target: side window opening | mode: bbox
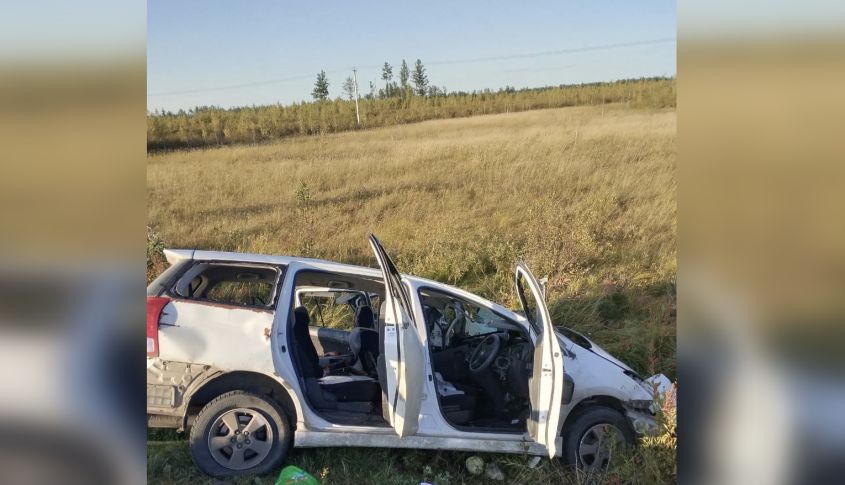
[299,291,364,331]
[173,263,281,309]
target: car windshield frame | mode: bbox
[515,270,542,338]
[417,286,521,342]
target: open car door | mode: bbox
[369,234,425,437]
[516,262,565,458]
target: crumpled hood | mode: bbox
[556,329,672,400]
[556,329,635,373]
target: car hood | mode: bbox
[555,328,635,373]
[556,328,673,399]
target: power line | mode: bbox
[148,69,349,97]
[148,37,675,98]
[427,37,675,66]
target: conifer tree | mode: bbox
[342,76,355,101]
[399,59,410,95]
[312,70,329,101]
[412,59,428,96]
[381,62,394,98]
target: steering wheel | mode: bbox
[468,333,502,373]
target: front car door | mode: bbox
[368,234,425,437]
[515,262,565,458]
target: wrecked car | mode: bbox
[147,235,668,477]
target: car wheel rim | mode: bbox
[208,408,274,470]
[577,423,625,471]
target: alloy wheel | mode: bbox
[207,408,274,470]
[577,423,625,471]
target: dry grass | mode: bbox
[147,103,676,483]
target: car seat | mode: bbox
[291,306,380,409]
[349,305,379,377]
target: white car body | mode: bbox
[147,239,664,472]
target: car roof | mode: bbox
[163,248,526,322]
[165,248,428,286]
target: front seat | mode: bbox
[349,305,379,377]
[353,304,375,329]
[291,307,380,407]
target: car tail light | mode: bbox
[147,296,170,357]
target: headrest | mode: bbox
[292,306,310,331]
[426,305,443,322]
[355,305,375,329]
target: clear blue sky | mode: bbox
[147,0,676,112]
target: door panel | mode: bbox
[369,234,424,437]
[158,300,275,374]
[516,263,565,458]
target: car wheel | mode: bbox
[189,390,291,477]
[562,406,635,472]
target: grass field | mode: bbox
[147,103,676,484]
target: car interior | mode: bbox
[288,270,534,431]
[419,288,533,431]
[289,270,389,426]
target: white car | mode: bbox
[147,235,667,477]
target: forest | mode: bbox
[147,73,675,152]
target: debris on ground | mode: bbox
[276,465,320,484]
[485,462,505,481]
[527,456,542,469]
[465,456,484,475]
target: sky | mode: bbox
[147,0,677,112]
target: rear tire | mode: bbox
[189,390,290,477]
[562,406,635,471]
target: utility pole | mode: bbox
[352,68,361,126]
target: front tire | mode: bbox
[189,390,291,477]
[562,406,635,472]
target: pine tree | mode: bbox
[412,59,428,96]
[381,62,394,98]
[312,70,330,101]
[399,59,410,95]
[342,76,355,101]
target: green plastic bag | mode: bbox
[275,465,320,485]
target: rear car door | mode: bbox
[515,262,565,458]
[152,262,280,373]
[368,234,425,437]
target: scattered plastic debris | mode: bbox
[465,456,484,475]
[276,465,319,484]
[485,462,505,481]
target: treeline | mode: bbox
[147,77,674,152]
